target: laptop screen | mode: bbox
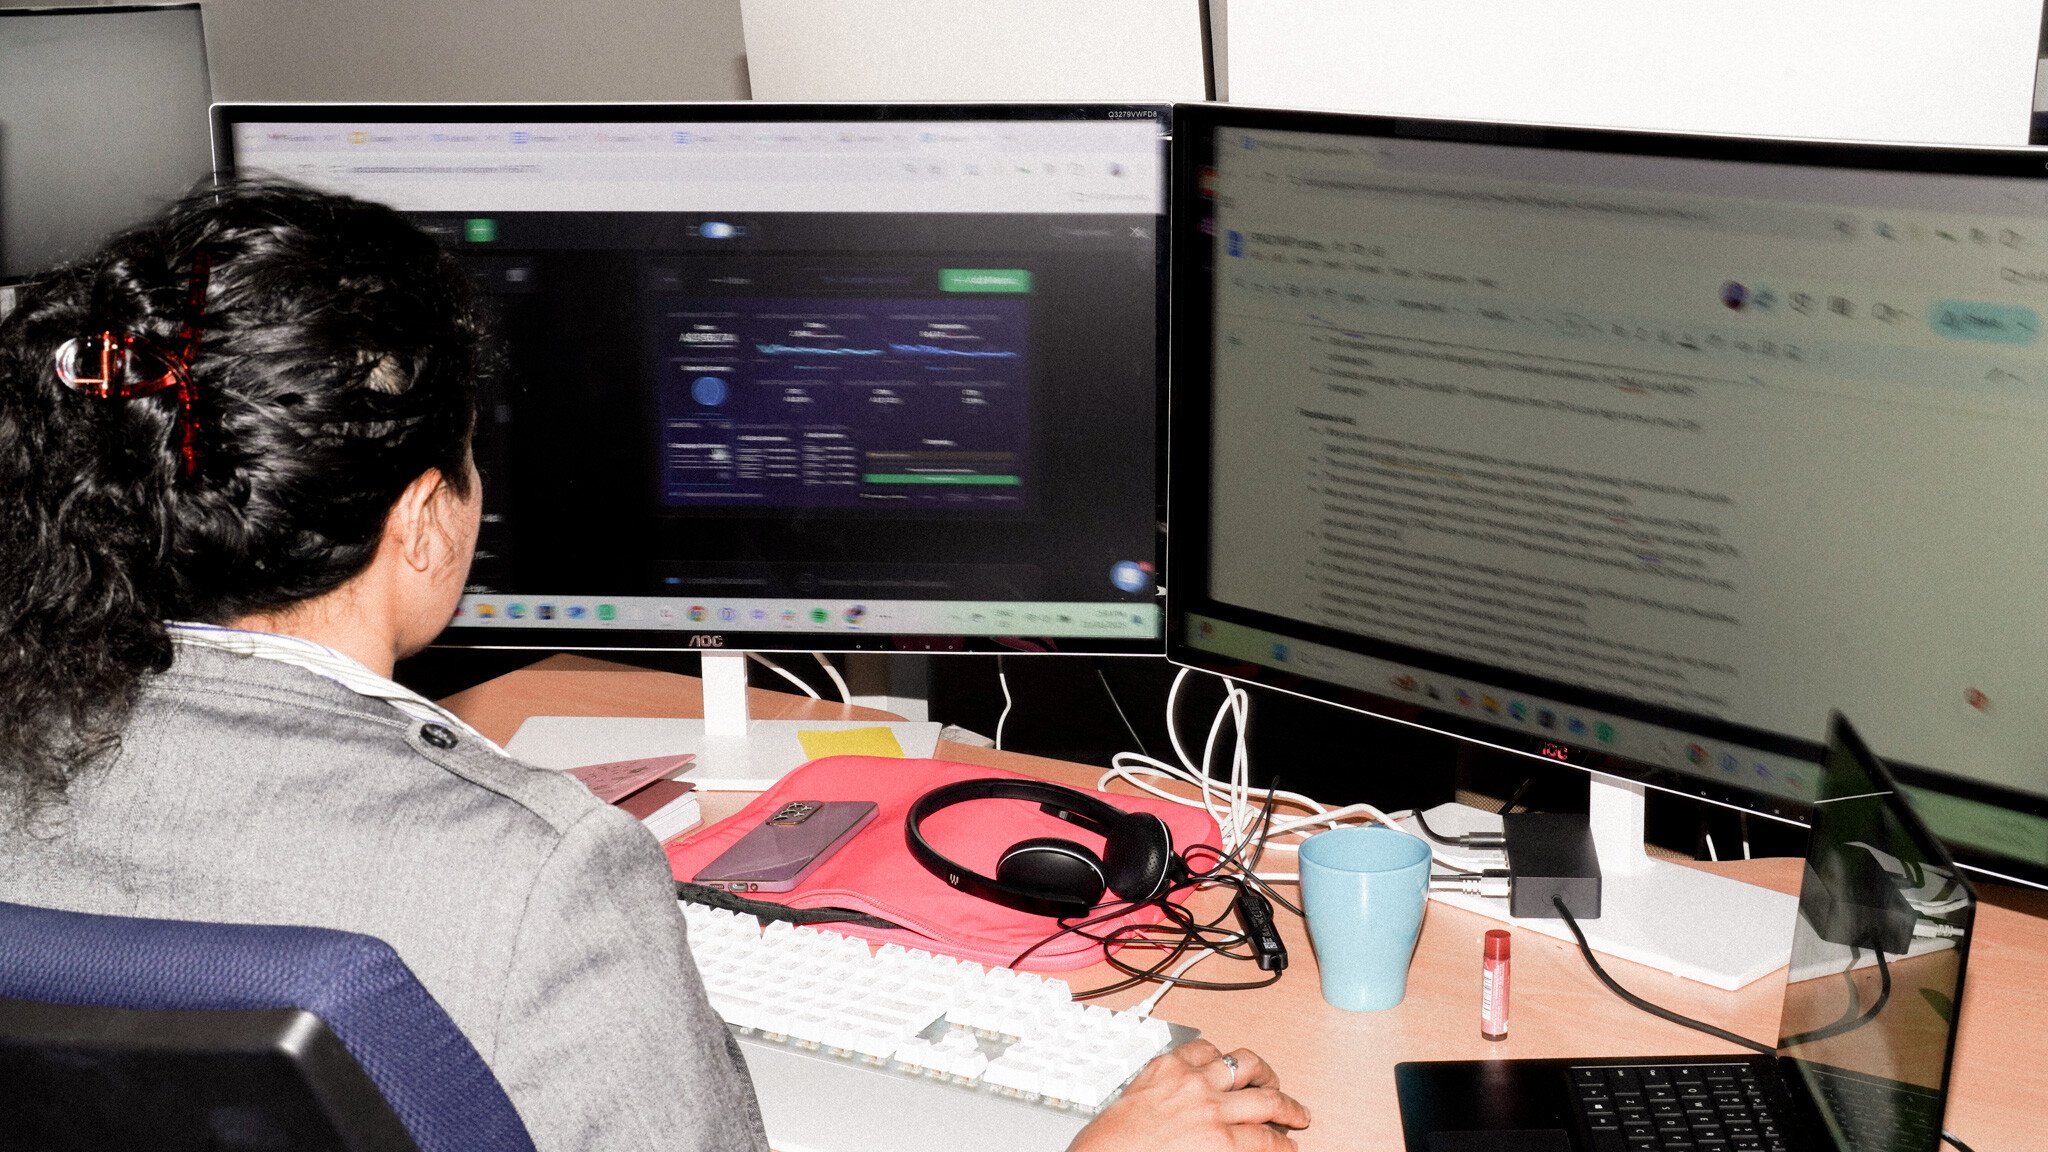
[1777,716,1977,1150]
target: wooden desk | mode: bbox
[446,656,2048,1152]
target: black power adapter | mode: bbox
[1802,848,1916,955]
[1502,812,1603,919]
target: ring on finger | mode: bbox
[1218,1052,1240,1088]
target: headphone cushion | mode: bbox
[1101,812,1175,900]
[996,837,1107,907]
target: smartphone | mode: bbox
[690,800,879,893]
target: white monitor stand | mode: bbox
[1406,774,1799,990]
[504,653,943,790]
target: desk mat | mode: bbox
[664,756,1221,971]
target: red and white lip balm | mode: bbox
[1481,929,1511,1041]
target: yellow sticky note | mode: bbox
[799,726,907,760]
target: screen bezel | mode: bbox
[212,101,1172,657]
[1165,101,2048,887]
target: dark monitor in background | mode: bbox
[1168,104,2048,986]
[216,103,1170,784]
[0,5,213,282]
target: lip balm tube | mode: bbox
[1481,929,1511,1041]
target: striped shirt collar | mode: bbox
[167,621,504,755]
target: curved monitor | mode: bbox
[1168,104,2048,890]
[216,103,1169,656]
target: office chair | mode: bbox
[0,900,537,1152]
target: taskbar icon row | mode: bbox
[1185,614,1817,802]
[451,594,1159,638]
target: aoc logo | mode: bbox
[687,634,726,648]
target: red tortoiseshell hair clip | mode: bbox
[53,252,212,477]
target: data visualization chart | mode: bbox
[657,296,1032,510]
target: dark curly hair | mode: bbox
[0,180,484,817]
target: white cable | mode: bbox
[1704,832,1721,862]
[746,652,819,699]
[995,665,1014,752]
[1164,666,1200,774]
[1096,666,1442,882]
[813,653,850,704]
[1128,946,1221,1018]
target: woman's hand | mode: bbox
[1068,1040,1311,1152]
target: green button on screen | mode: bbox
[465,218,497,243]
[864,474,1022,486]
[941,269,1031,293]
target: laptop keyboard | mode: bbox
[1808,1067,1940,1152]
[1571,1063,1791,1152]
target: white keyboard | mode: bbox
[681,902,1196,1152]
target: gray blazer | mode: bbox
[0,644,767,1152]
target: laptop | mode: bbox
[1396,714,1978,1152]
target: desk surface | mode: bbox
[445,656,2048,1152]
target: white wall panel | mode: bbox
[741,0,1208,102]
[1227,1,2043,145]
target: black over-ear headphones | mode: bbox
[905,778,1185,919]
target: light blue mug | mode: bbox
[1298,824,1433,1011]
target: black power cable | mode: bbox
[1552,895,1775,1056]
[1779,947,1891,1049]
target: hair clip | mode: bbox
[52,254,210,476]
[53,331,140,397]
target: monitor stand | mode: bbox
[503,654,943,790]
[1404,775,1798,990]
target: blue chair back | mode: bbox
[0,901,536,1152]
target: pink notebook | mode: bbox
[566,753,695,803]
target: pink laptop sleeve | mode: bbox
[665,755,1222,971]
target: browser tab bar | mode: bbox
[234,119,1166,215]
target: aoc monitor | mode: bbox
[1,5,213,282]
[214,103,1170,659]
[1168,104,2048,963]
